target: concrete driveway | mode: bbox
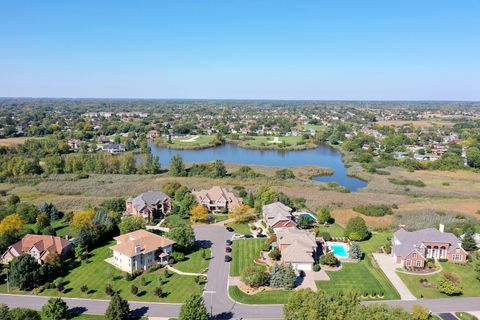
[372,253,416,300]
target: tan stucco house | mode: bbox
[276,228,317,271]
[192,186,242,212]
[108,229,175,273]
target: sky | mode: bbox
[0,1,479,100]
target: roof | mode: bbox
[192,186,242,206]
[7,234,71,259]
[277,228,317,264]
[111,229,175,258]
[393,228,464,258]
[262,202,293,227]
[128,191,170,212]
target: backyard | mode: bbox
[397,262,480,299]
[229,238,266,276]
[0,241,204,303]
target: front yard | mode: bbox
[397,262,480,299]
[175,246,211,274]
[226,221,252,235]
[228,286,290,304]
[0,241,204,302]
[229,238,266,276]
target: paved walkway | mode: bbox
[296,270,330,291]
[372,253,416,301]
[165,265,207,277]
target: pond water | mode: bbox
[149,143,367,192]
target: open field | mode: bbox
[228,286,290,304]
[231,135,317,150]
[331,208,394,229]
[376,120,453,128]
[316,258,400,300]
[397,262,480,299]
[230,238,266,276]
[0,241,204,303]
[0,137,30,146]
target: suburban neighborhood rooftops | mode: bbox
[192,186,242,206]
[127,191,170,212]
[111,229,175,258]
[4,234,71,261]
[262,202,294,227]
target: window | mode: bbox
[416,260,422,267]
[412,253,417,258]
[453,254,462,261]
[406,260,412,267]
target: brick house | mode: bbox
[262,202,297,233]
[392,225,467,269]
[192,186,242,213]
[125,191,172,222]
[1,234,72,264]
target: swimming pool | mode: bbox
[298,213,317,221]
[327,243,349,258]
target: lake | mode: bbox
[149,143,367,192]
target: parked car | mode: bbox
[256,234,267,238]
[243,234,253,239]
[226,240,232,246]
[226,226,234,232]
[224,255,232,262]
[225,247,232,253]
[232,234,244,240]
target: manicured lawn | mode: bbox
[229,286,290,304]
[397,262,480,298]
[175,246,211,274]
[0,241,204,303]
[316,258,400,300]
[455,312,478,320]
[316,223,344,238]
[212,214,229,223]
[359,231,391,254]
[226,222,252,235]
[242,135,305,146]
[170,135,217,147]
[230,238,266,276]
[41,313,106,320]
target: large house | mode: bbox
[262,202,296,233]
[109,230,175,273]
[126,191,172,222]
[276,228,317,271]
[1,234,72,264]
[392,225,467,269]
[192,186,242,212]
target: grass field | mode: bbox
[168,135,218,147]
[316,223,345,238]
[240,135,306,147]
[0,241,204,302]
[228,286,290,304]
[359,231,391,254]
[316,258,400,300]
[229,238,266,276]
[0,137,30,146]
[455,312,478,320]
[41,314,106,320]
[175,246,211,274]
[226,222,252,235]
[397,262,480,298]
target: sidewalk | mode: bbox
[166,265,207,277]
[372,253,416,301]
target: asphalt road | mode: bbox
[1,224,479,319]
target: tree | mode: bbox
[268,248,281,261]
[245,191,255,208]
[9,254,42,290]
[411,304,430,320]
[228,204,255,223]
[316,207,332,224]
[35,212,51,232]
[0,304,10,320]
[42,252,64,282]
[348,242,363,260]
[167,223,195,249]
[269,263,283,288]
[462,230,478,252]
[130,285,138,296]
[275,168,295,179]
[296,215,313,229]
[282,263,297,289]
[9,308,41,320]
[319,252,338,267]
[119,216,146,234]
[42,297,69,320]
[344,217,369,241]
[162,181,182,197]
[241,265,270,288]
[154,286,162,298]
[189,204,208,222]
[105,293,130,320]
[0,214,24,236]
[213,160,227,178]
[71,208,96,231]
[178,294,209,320]
[169,155,187,177]
[467,146,480,168]
[438,276,462,295]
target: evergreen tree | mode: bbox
[348,241,363,260]
[462,230,478,251]
[9,254,42,290]
[178,294,209,320]
[246,191,255,208]
[269,263,283,288]
[42,297,69,320]
[282,264,297,289]
[105,293,130,320]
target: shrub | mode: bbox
[438,276,463,295]
[319,252,338,267]
[171,251,185,262]
[131,285,139,296]
[268,248,281,261]
[388,178,426,187]
[348,242,363,260]
[105,284,114,296]
[154,286,162,298]
[344,217,369,241]
[80,284,88,293]
[313,264,320,272]
[275,169,295,179]
[352,204,393,217]
[317,231,331,241]
[241,266,270,288]
[262,242,271,252]
[316,208,332,224]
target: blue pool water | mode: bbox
[299,213,317,221]
[328,243,349,257]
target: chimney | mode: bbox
[398,224,406,230]
[134,244,142,254]
[439,224,445,233]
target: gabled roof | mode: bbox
[111,230,175,258]
[277,229,317,264]
[262,202,292,227]
[192,186,242,206]
[5,234,71,260]
[128,191,170,212]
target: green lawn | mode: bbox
[229,286,290,304]
[316,258,400,300]
[241,135,305,147]
[169,135,217,147]
[41,313,106,320]
[226,222,252,235]
[456,312,478,320]
[230,238,266,276]
[212,214,229,223]
[316,223,345,238]
[359,231,391,254]
[397,262,480,298]
[175,246,211,274]
[0,241,204,303]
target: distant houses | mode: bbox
[1,234,72,264]
[192,186,242,213]
[392,225,467,269]
[125,191,172,222]
[262,202,296,233]
[108,230,175,273]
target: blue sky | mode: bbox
[1,1,479,100]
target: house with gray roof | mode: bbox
[125,191,171,222]
[276,228,317,271]
[262,202,296,233]
[392,225,467,269]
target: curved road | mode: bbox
[0,224,479,319]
